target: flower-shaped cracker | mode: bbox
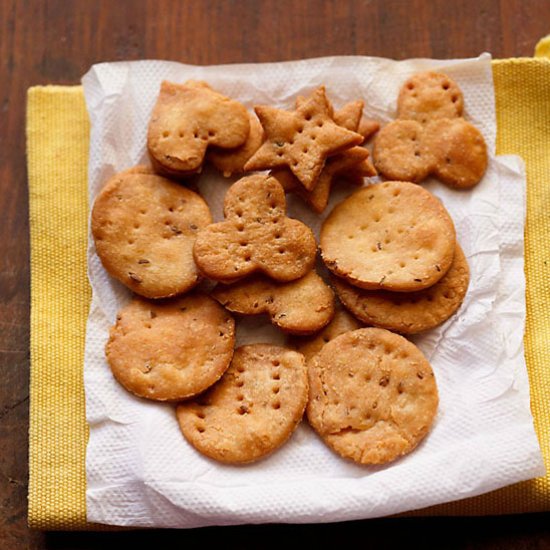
[193,174,317,282]
[373,71,487,189]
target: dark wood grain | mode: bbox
[1,0,549,548]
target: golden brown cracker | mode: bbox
[212,271,335,335]
[177,344,308,464]
[426,118,488,189]
[358,118,380,141]
[244,86,363,191]
[320,181,456,292]
[373,72,487,188]
[332,244,470,334]
[397,71,464,122]
[193,174,317,282]
[207,112,264,177]
[372,120,434,183]
[147,80,250,177]
[106,293,235,401]
[307,328,439,465]
[91,166,212,299]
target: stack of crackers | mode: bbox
[91,72,487,466]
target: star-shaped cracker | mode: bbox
[244,87,363,191]
[193,174,317,282]
[271,100,378,212]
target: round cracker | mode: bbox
[320,181,456,292]
[91,166,212,299]
[106,293,235,401]
[177,344,308,464]
[427,118,488,189]
[372,120,434,183]
[332,244,469,334]
[307,328,438,465]
[397,71,464,122]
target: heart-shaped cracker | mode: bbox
[373,72,487,189]
[244,87,363,191]
[193,174,317,282]
[212,270,335,335]
[147,80,250,177]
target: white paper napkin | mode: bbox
[82,54,544,527]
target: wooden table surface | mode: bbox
[1,0,549,547]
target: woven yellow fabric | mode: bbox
[27,56,550,529]
[27,86,91,529]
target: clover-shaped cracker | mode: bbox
[373,71,487,189]
[212,271,335,335]
[193,174,317,282]
[244,87,363,191]
[147,80,250,177]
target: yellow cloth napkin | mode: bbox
[27,45,550,529]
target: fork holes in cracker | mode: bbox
[272,401,281,410]
[272,360,280,366]
[162,131,170,138]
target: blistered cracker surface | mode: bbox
[177,344,308,463]
[307,328,438,465]
[320,181,456,292]
[332,244,470,334]
[106,293,235,401]
[91,166,212,298]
